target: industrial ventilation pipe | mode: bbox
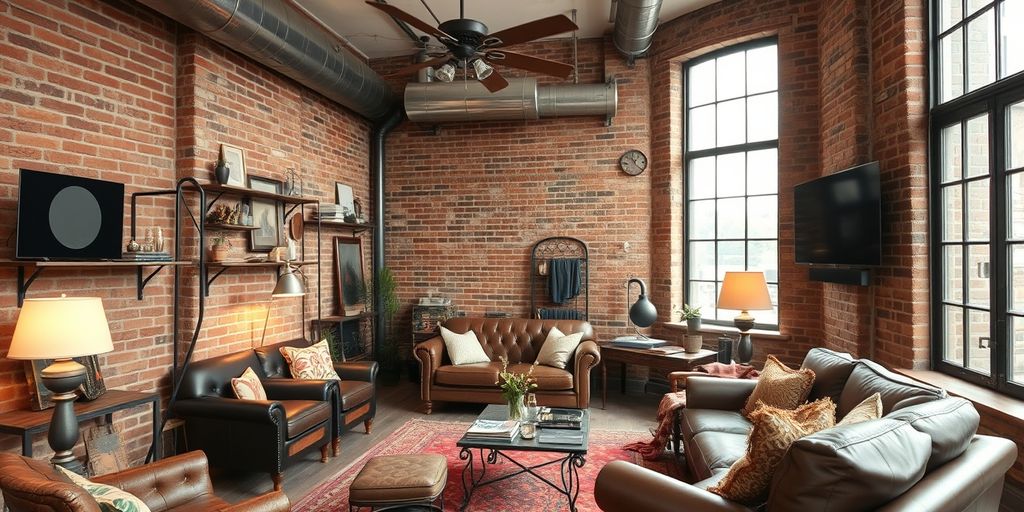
[612,0,664,64]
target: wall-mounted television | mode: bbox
[16,169,124,260]
[794,162,882,267]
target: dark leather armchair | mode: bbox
[174,347,337,491]
[0,451,290,512]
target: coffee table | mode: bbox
[457,404,589,511]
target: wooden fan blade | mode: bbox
[365,1,455,42]
[483,15,578,48]
[486,51,574,79]
[479,69,510,93]
[385,56,451,78]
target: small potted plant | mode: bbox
[209,236,231,262]
[496,357,538,421]
[682,304,703,354]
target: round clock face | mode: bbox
[619,149,648,176]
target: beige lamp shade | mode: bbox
[718,272,773,311]
[8,296,114,360]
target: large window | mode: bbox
[931,0,1024,396]
[684,40,780,328]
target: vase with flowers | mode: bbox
[496,357,538,421]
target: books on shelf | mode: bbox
[465,419,520,441]
[611,336,669,349]
[537,407,584,429]
[538,429,584,445]
[120,252,172,262]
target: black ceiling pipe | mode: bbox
[372,107,405,355]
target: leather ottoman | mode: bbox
[349,454,448,510]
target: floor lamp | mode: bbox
[7,296,113,473]
[717,272,773,364]
[259,266,306,347]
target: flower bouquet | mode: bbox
[496,356,538,421]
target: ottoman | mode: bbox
[349,454,448,511]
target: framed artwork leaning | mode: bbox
[24,355,106,411]
[334,236,365,317]
[248,175,284,252]
[220,144,246,187]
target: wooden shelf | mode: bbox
[206,260,316,268]
[319,312,374,322]
[314,219,372,233]
[187,182,318,205]
[205,222,259,231]
[0,259,190,268]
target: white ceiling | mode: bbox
[295,0,720,59]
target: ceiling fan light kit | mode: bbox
[435,62,457,82]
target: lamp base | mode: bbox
[41,359,86,474]
[733,311,755,364]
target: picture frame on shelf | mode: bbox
[248,175,284,252]
[335,182,355,216]
[334,236,364,317]
[220,144,246,187]
[23,355,106,411]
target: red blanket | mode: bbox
[623,363,759,460]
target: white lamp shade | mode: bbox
[718,272,773,311]
[8,297,114,360]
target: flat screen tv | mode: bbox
[16,169,124,260]
[794,162,881,266]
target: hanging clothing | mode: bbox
[548,258,581,304]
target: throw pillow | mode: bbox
[56,465,152,512]
[709,398,836,505]
[536,327,584,369]
[230,367,267,401]
[836,392,882,427]
[440,326,491,365]
[280,340,341,380]
[741,355,815,416]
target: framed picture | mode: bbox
[248,175,284,252]
[24,355,106,411]
[334,236,364,317]
[220,144,246,187]
[335,182,355,215]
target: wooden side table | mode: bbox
[598,345,717,409]
[0,389,161,460]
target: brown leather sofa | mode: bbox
[595,348,1019,512]
[174,338,377,490]
[0,451,290,512]
[415,318,601,413]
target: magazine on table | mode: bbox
[465,419,520,440]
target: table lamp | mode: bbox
[8,296,113,472]
[611,278,667,348]
[717,272,772,364]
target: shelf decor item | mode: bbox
[7,296,114,473]
[497,357,538,422]
[717,271,773,364]
[219,144,246,186]
[683,303,702,334]
[214,148,230,185]
[209,236,231,262]
[248,175,285,252]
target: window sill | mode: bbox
[662,322,791,342]
[895,368,1024,423]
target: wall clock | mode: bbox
[619,149,648,176]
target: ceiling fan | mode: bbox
[366,0,579,93]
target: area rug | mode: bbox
[294,419,682,512]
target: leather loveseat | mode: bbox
[174,338,377,490]
[595,348,1019,512]
[415,317,601,413]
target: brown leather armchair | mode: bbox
[0,451,290,512]
[415,317,601,413]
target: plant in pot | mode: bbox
[682,304,703,353]
[209,236,231,262]
[362,268,401,385]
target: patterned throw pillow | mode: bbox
[280,340,341,380]
[231,367,267,401]
[439,326,491,365]
[836,392,882,427]
[709,398,837,505]
[741,355,816,416]
[535,327,584,369]
[56,465,152,512]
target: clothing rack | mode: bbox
[529,237,589,321]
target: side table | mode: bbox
[599,345,717,409]
[0,389,161,460]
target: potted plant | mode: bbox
[682,304,703,354]
[209,236,231,262]
[362,268,401,384]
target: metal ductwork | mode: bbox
[137,0,397,120]
[612,0,664,63]
[404,78,617,125]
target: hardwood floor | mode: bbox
[210,381,661,505]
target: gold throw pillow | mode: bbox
[836,392,883,427]
[709,398,837,505]
[741,355,815,416]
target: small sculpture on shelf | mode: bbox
[214,150,230,185]
[126,239,140,253]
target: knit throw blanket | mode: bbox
[623,363,759,460]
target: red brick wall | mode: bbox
[0,0,371,468]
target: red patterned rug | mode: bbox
[294,419,681,512]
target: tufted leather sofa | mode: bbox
[0,451,290,512]
[414,317,601,413]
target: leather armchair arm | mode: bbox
[173,397,285,425]
[572,340,600,407]
[334,361,379,382]
[685,376,758,410]
[669,371,720,392]
[262,378,338,401]
[93,451,214,511]
[415,336,444,372]
[219,491,291,512]
[595,461,751,512]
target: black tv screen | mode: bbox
[794,162,881,266]
[16,169,124,260]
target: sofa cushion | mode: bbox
[349,454,448,505]
[255,338,307,378]
[690,431,749,476]
[692,468,730,491]
[709,398,836,505]
[57,465,153,512]
[279,400,331,438]
[435,362,500,387]
[767,419,932,512]
[681,409,752,440]
[837,360,945,417]
[440,326,491,365]
[509,363,573,390]
[884,397,979,470]
[339,380,375,410]
[801,348,857,403]
[535,327,583,369]
[836,392,882,427]
[741,355,815,416]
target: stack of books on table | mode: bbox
[465,419,520,441]
[537,408,584,430]
[313,204,349,222]
[610,336,668,349]
[538,429,585,445]
[121,252,172,262]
